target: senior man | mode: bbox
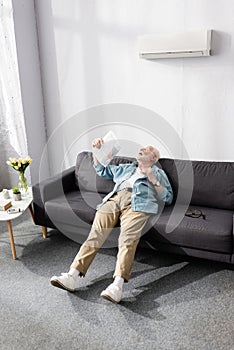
[51,138,173,303]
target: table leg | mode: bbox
[7,220,17,260]
[42,226,47,239]
[28,204,35,223]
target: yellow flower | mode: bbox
[25,156,32,162]
[6,155,33,172]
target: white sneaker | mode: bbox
[100,283,122,303]
[50,273,78,292]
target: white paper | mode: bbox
[92,131,121,166]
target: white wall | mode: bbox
[12,0,49,184]
[34,0,234,174]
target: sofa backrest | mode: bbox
[75,151,136,194]
[160,158,234,210]
[75,151,234,211]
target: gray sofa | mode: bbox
[32,151,234,264]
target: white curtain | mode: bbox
[0,0,29,189]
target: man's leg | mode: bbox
[114,207,150,282]
[101,190,150,302]
[70,196,120,276]
[50,195,120,291]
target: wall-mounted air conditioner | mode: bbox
[139,30,212,59]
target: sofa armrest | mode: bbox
[32,166,77,228]
[32,166,76,205]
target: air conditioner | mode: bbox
[139,30,212,59]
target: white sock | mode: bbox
[113,276,124,289]
[68,268,79,279]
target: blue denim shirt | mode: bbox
[94,162,173,214]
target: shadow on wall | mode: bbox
[0,110,23,190]
[0,117,21,190]
[211,30,232,57]
[0,148,11,190]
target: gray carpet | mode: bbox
[0,211,234,350]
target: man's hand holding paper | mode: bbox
[92,131,121,166]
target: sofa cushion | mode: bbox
[75,151,135,194]
[159,158,234,210]
[45,191,105,226]
[148,206,233,254]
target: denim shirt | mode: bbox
[94,162,173,214]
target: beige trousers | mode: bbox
[70,190,150,282]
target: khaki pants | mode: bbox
[70,190,150,282]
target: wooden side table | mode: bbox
[0,188,34,260]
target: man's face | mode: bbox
[136,146,155,165]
